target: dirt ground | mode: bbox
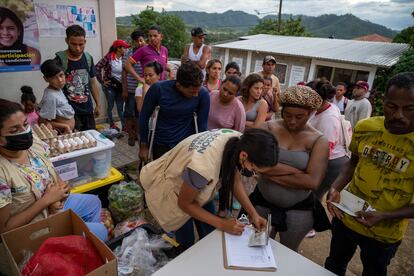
[294,207,414,276]
[298,220,414,276]
[239,176,414,276]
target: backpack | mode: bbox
[339,114,352,157]
[55,50,93,72]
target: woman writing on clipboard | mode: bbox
[140,128,279,249]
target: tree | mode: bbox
[392,26,414,48]
[116,25,135,42]
[249,16,310,37]
[132,7,187,58]
[372,49,414,115]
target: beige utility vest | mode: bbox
[0,137,59,222]
[0,138,59,275]
[140,129,241,232]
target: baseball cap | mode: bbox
[191,27,206,37]
[355,80,369,92]
[263,55,276,64]
[112,39,131,48]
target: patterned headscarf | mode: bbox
[281,85,323,110]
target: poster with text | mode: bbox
[0,0,41,72]
[35,4,96,37]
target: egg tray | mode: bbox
[45,132,97,158]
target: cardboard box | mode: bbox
[1,210,117,276]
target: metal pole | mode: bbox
[278,0,283,33]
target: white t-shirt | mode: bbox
[110,57,122,81]
[309,104,347,160]
[332,96,348,114]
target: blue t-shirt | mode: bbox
[139,80,210,147]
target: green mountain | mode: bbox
[264,13,397,39]
[116,10,397,39]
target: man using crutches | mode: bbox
[139,62,210,162]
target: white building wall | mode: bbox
[0,0,116,121]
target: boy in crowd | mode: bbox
[122,29,146,146]
[332,82,349,115]
[55,25,100,131]
[125,25,173,82]
[139,62,209,161]
[181,27,211,77]
[38,59,75,134]
[255,55,281,96]
[344,81,372,128]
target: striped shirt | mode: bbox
[123,48,143,94]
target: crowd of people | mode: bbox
[1,23,414,276]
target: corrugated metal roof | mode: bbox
[213,34,410,68]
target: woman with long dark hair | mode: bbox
[0,7,41,66]
[140,128,279,250]
[239,73,268,128]
[95,39,131,130]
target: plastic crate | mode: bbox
[50,130,115,188]
[70,167,124,194]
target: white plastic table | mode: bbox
[153,230,335,275]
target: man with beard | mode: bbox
[325,72,414,276]
[55,25,100,130]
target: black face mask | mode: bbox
[237,163,256,177]
[240,168,255,177]
[1,126,33,151]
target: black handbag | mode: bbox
[109,77,122,92]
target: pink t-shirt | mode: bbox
[26,111,39,126]
[129,44,168,80]
[309,104,347,160]
[208,91,246,132]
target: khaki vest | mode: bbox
[0,137,59,275]
[0,137,59,222]
[140,129,241,232]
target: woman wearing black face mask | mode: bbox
[139,128,279,250]
[239,85,330,252]
[0,99,107,275]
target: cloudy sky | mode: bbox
[115,0,413,30]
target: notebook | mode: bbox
[222,227,277,271]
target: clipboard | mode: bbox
[222,229,277,272]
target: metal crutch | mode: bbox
[148,106,160,162]
[139,106,160,172]
[193,112,199,134]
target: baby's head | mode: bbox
[40,59,66,90]
[20,86,36,113]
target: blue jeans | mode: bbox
[103,86,124,127]
[325,218,400,276]
[174,201,216,250]
[63,194,108,241]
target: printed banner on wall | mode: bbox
[0,0,41,72]
[35,4,97,37]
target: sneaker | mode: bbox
[305,229,316,238]
[128,137,135,147]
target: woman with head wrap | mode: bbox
[239,85,329,252]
